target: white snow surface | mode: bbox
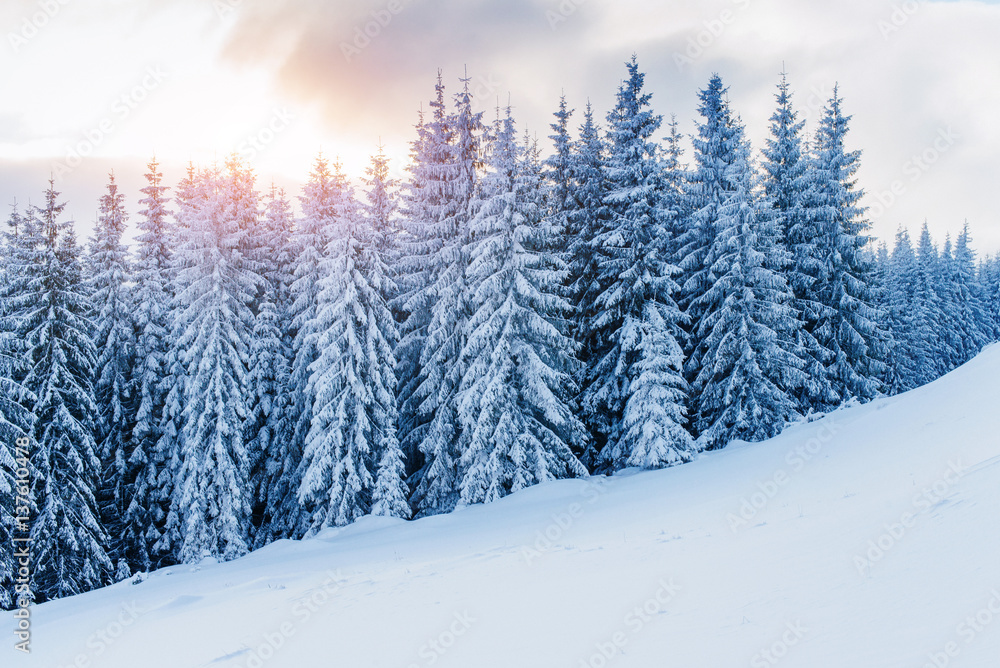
[9,345,1000,668]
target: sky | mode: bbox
[0,0,998,252]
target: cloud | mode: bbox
[1,0,998,252]
[218,0,597,132]
[212,0,1000,249]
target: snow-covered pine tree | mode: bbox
[0,204,37,444]
[0,364,29,609]
[19,181,112,600]
[219,155,277,548]
[884,228,929,392]
[686,109,806,450]
[409,73,485,516]
[564,102,608,468]
[360,148,411,519]
[246,297,290,542]
[87,172,137,578]
[154,162,203,563]
[913,223,948,382]
[394,80,453,474]
[677,75,743,381]
[579,56,696,469]
[760,72,837,412]
[660,114,691,266]
[0,204,38,610]
[250,185,297,548]
[285,156,351,537]
[873,238,899,374]
[544,93,574,259]
[801,87,888,403]
[258,186,296,303]
[874,238,904,394]
[168,160,261,562]
[129,157,173,571]
[948,223,994,362]
[454,106,587,504]
[980,253,1000,339]
[298,171,407,530]
[362,144,401,271]
[934,233,964,373]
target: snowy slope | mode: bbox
[9,345,1000,668]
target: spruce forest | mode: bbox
[5,60,1000,607]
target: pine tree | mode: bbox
[0,205,37,444]
[544,93,574,259]
[687,111,805,450]
[88,172,137,577]
[1,204,38,610]
[802,87,888,403]
[884,228,929,392]
[578,57,696,468]
[19,181,112,600]
[760,72,836,412]
[394,81,453,474]
[220,157,284,550]
[678,75,742,377]
[361,149,411,519]
[154,162,201,563]
[168,162,261,562]
[286,156,345,537]
[298,175,406,529]
[937,235,957,370]
[564,102,609,468]
[980,254,1000,339]
[948,224,993,363]
[129,157,173,570]
[0,406,28,610]
[409,73,485,516]
[454,107,587,504]
[660,115,691,266]
[913,222,947,382]
[246,298,290,540]
[251,186,297,548]
[362,144,401,269]
[873,239,904,394]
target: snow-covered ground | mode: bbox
[9,345,1000,668]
